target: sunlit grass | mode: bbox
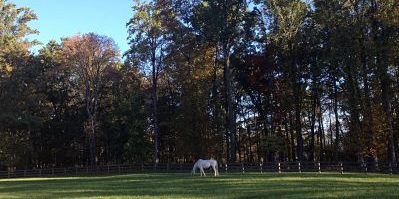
[0,172,398,198]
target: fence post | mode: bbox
[118,165,121,174]
[64,168,66,175]
[362,161,368,174]
[225,163,228,173]
[389,163,393,175]
[278,162,281,174]
[298,162,301,173]
[260,163,263,174]
[39,169,42,177]
[340,162,344,174]
[241,163,245,174]
[318,162,321,174]
[24,170,27,177]
[75,167,78,176]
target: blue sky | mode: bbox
[10,0,133,54]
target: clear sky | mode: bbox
[9,0,132,54]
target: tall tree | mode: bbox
[192,0,254,162]
[265,0,309,162]
[62,33,119,166]
[125,0,172,164]
[126,0,171,164]
[0,0,38,169]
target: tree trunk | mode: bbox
[328,107,333,161]
[377,59,397,167]
[295,81,303,162]
[396,71,399,160]
[345,61,363,163]
[289,112,296,161]
[284,118,291,162]
[357,32,379,167]
[152,51,160,164]
[223,46,236,163]
[320,111,326,161]
[333,75,340,162]
[247,123,252,162]
[211,48,224,160]
[310,87,317,162]
[289,47,303,162]
[89,117,96,166]
[318,110,324,161]
[395,104,399,163]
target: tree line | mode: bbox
[1,0,399,169]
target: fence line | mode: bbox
[1,161,397,178]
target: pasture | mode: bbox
[0,172,398,199]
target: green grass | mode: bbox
[0,172,398,198]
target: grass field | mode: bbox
[0,172,398,199]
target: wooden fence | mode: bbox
[1,161,398,178]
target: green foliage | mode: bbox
[101,66,152,163]
[266,0,309,49]
[0,0,38,39]
[0,0,38,74]
[126,0,171,70]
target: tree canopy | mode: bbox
[1,0,399,169]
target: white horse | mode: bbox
[191,159,219,176]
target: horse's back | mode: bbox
[196,159,218,166]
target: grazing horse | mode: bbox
[191,159,219,176]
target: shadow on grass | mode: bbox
[0,173,398,199]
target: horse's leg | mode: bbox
[212,166,217,176]
[201,168,206,176]
[213,165,218,176]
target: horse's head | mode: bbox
[191,162,197,175]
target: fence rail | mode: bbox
[1,161,398,178]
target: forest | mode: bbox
[0,0,399,170]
